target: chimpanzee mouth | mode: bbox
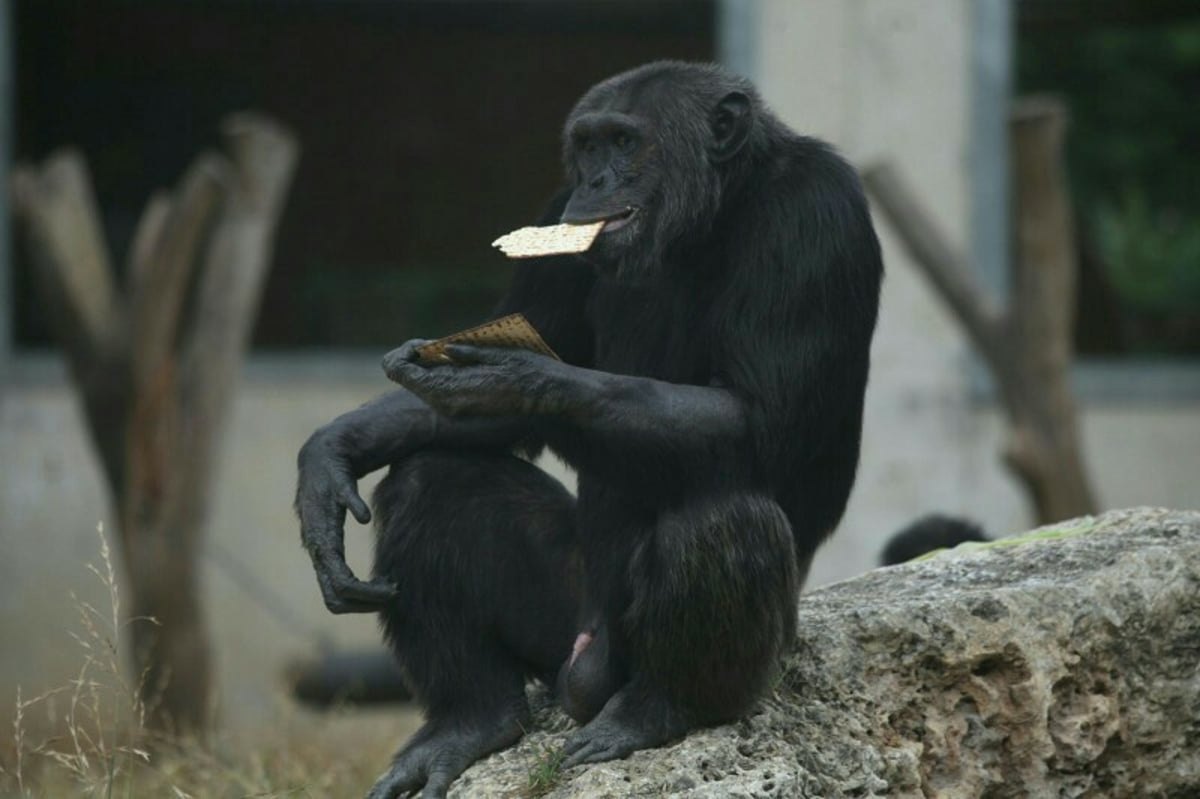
[600,207,638,233]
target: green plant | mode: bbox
[1096,188,1200,314]
[525,744,566,798]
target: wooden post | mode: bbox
[12,114,298,732]
[1005,97,1097,521]
[862,96,1097,524]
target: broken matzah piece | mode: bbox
[414,313,560,365]
[492,221,605,259]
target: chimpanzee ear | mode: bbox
[710,92,752,162]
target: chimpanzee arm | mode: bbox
[296,191,595,614]
[544,368,756,496]
[382,346,750,493]
[296,389,541,614]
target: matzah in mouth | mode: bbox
[491,221,605,259]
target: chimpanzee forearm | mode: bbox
[556,367,744,460]
[543,369,753,491]
[313,388,534,479]
[382,344,752,492]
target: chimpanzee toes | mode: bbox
[365,745,471,799]
[561,717,640,769]
[365,756,422,799]
[419,769,456,799]
[561,688,692,771]
[365,713,529,798]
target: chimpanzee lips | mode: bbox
[600,207,638,233]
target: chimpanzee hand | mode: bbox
[295,430,397,614]
[382,338,590,418]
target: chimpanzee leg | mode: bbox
[562,492,800,768]
[366,450,578,799]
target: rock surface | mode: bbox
[450,507,1200,798]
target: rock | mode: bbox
[450,507,1200,798]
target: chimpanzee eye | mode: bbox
[615,133,631,149]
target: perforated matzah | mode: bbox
[492,221,604,259]
[414,313,560,365]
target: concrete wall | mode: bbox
[748,0,1198,588]
[0,373,389,730]
[2,0,1197,733]
[752,0,1021,583]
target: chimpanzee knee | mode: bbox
[626,493,799,722]
[371,450,579,713]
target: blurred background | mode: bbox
[1,0,1197,762]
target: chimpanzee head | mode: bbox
[560,62,763,281]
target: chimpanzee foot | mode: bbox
[366,714,526,799]
[560,694,688,769]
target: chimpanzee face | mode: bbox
[560,64,753,280]
[560,109,655,261]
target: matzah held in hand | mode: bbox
[414,313,560,365]
[492,221,605,259]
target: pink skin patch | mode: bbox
[569,631,594,668]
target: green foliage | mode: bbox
[1096,189,1200,313]
[1019,19,1200,348]
[910,520,1098,562]
[525,745,567,798]
[1019,20,1200,214]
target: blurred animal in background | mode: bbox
[879,514,992,566]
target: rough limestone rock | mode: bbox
[448,507,1200,798]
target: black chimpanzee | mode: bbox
[294,61,882,798]
[880,515,991,566]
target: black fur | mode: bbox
[880,514,991,566]
[297,61,882,799]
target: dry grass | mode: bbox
[0,525,404,798]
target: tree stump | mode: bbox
[862,96,1097,524]
[12,114,298,732]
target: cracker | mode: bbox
[492,221,604,259]
[414,313,560,365]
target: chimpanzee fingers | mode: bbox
[315,566,370,615]
[381,356,418,386]
[441,343,514,366]
[339,577,398,604]
[382,371,469,415]
[320,586,390,615]
[322,595,379,615]
[340,486,373,525]
[393,338,435,363]
[382,339,435,382]
[314,550,395,614]
[325,563,397,605]
[383,359,438,393]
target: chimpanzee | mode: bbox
[880,515,991,566]
[294,61,882,798]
